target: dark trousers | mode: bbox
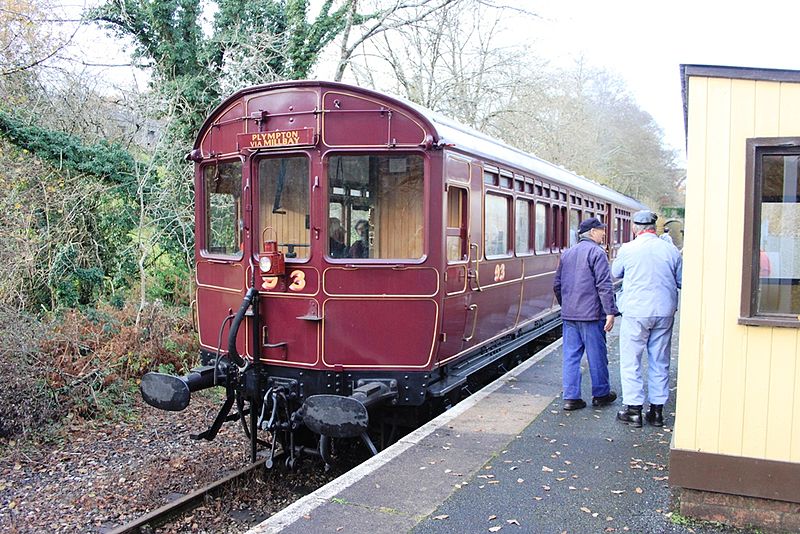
[562,319,611,400]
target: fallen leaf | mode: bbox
[653,476,668,481]
[611,490,626,494]
[489,527,502,532]
[507,519,520,525]
[568,486,576,490]
[581,507,592,513]
[542,485,551,491]
[592,513,599,517]
[509,466,518,471]
[556,477,566,481]
[488,515,497,521]
[542,466,553,472]
[635,487,643,494]
[517,478,524,483]
[606,516,614,521]
[534,496,543,501]
[337,528,344,532]
[433,514,449,520]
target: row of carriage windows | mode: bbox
[448,187,621,263]
[202,157,630,262]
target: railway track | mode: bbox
[108,459,267,534]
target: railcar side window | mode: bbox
[515,199,531,255]
[203,161,242,256]
[328,154,424,260]
[569,208,581,246]
[485,194,510,257]
[447,187,468,262]
[535,203,548,253]
[259,156,310,259]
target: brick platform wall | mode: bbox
[673,487,800,532]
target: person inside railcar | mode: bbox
[553,217,618,411]
[329,217,348,258]
[612,210,682,428]
[349,219,370,258]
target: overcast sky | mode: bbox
[70,0,800,163]
[529,0,800,159]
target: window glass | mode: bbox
[485,194,509,256]
[328,154,424,259]
[447,187,468,262]
[535,203,548,252]
[515,199,531,255]
[756,153,800,314]
[259,156,310,259]
[569,208,581,246]
[203,161,242,255]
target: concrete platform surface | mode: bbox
[248,319,743,534]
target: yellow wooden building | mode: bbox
[671,65,800,530]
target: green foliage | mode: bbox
[0,110,135,190]
[91,0,359,142]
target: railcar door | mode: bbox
[438,158,471,362]
[195,158,251,358]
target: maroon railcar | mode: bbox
[141,81,644,467]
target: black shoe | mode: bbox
[592,391,617,407]
[646,404,664,427]
[617,405,643,427]
[563,399,587,411]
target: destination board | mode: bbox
[238,129,314,150]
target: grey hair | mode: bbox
[578,230,592,239]
[634,223,656,233]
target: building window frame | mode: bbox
[740,136,800,327]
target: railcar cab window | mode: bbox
[741,138,800,326]
[258,156,310,259]
[485,194,510,257]
[327,154,424,260]
[203,160,242,256]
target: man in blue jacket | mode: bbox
[553,217,618,411]
[612,210,682,427]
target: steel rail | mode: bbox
[108,458,267,534]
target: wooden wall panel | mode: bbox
[259,158,310,257]
[717,79,756,456]
[766,330,797,459]
[694,77,732,452]
[376,169,424,259]
[675,76,709,450]
[679,75,800,463]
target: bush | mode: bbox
[0,301,198,438]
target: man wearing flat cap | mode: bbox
[553,216,618,411]
[612,210,682,428]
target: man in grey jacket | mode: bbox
[612,210,682,427]
[553,217,618,411]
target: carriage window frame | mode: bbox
[257,154,311,262]
[484,192,512,258]
[740,137,800,327]
[446,185,469,263]
[515,197,533,256]
[201,158,244,259]
[534,202,549,254]
[326,152,426,262]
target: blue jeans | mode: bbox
[562,319,611,400]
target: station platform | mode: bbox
[247,320,735,534]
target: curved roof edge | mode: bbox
[197,79,646,210]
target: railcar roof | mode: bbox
[200,80,647,210]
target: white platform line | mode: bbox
[247,337,563,534]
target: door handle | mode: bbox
[463,303,478,342]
